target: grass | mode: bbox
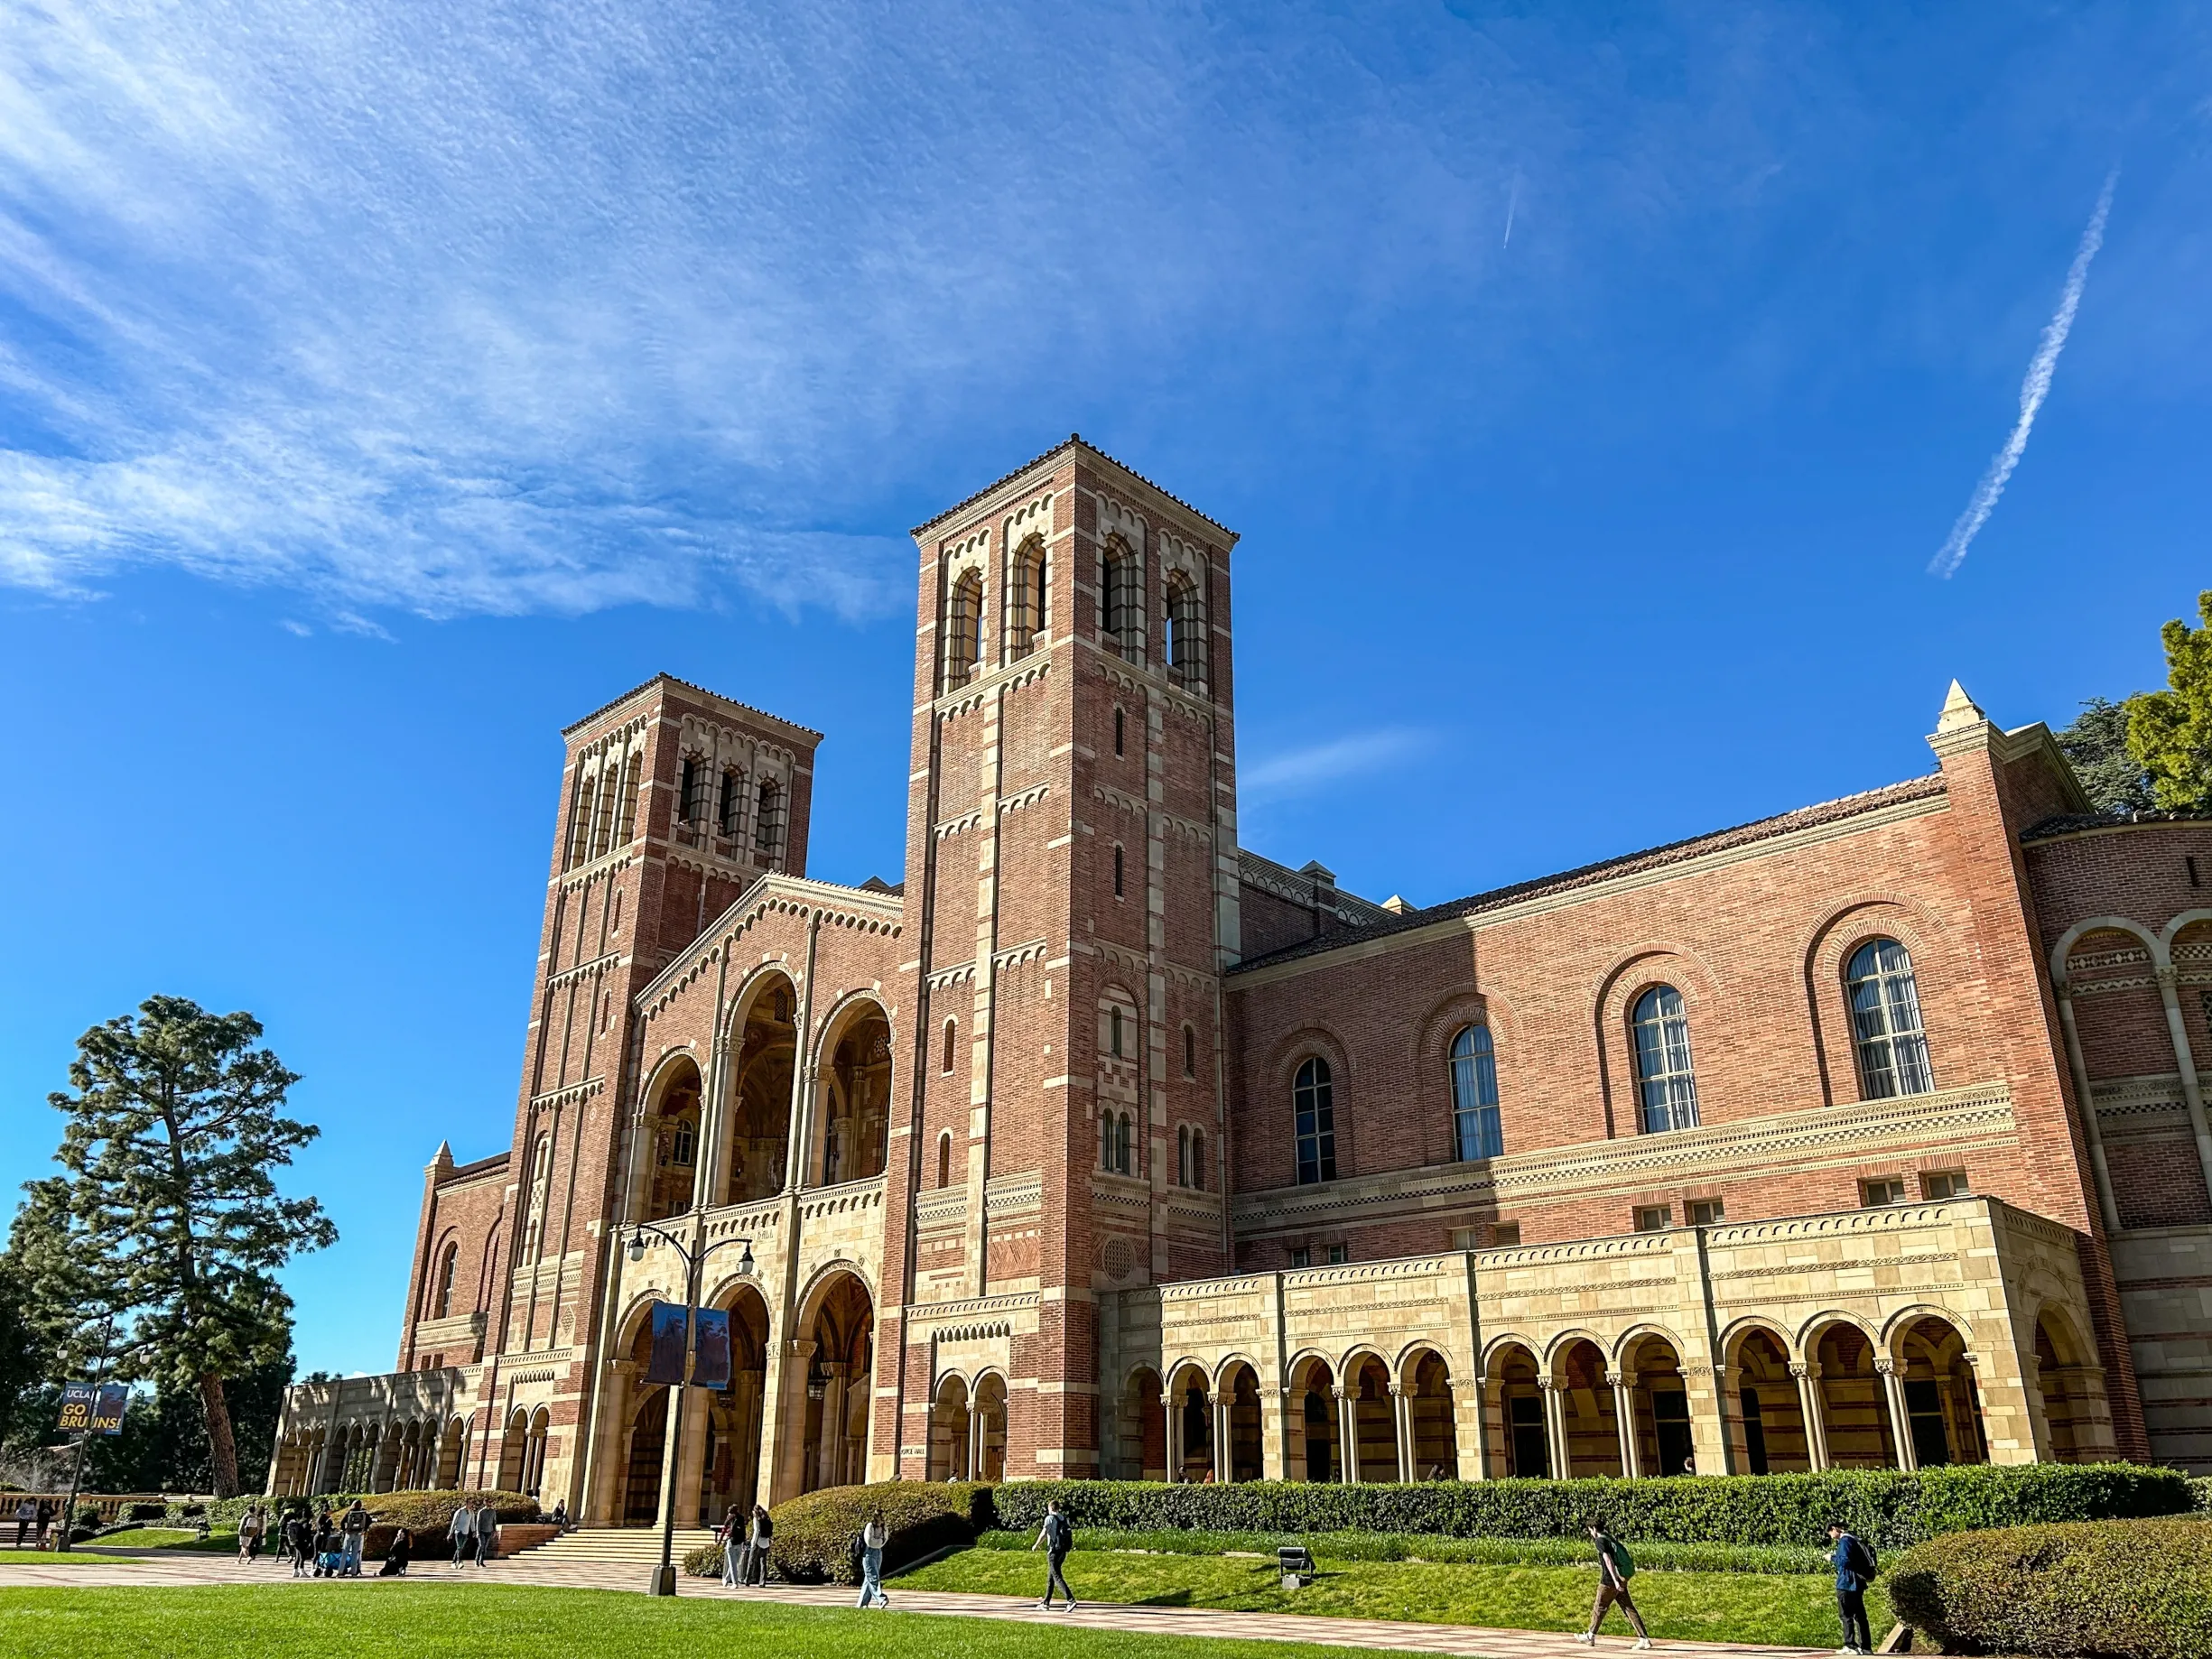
[0,1584,1498,1659]
[898,1548,1884,1648]
[0,1552,107,1565]
[968,1529,1832,1576]
[79,1529,237,1552]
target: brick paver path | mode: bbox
[0,1550,1836,1659]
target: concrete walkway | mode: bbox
[0,1551,1838,1659]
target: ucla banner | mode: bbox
[692,1307,732,1389]
[645,1302,690,1386]
[58,1382,127,1436]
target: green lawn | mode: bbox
[79,1529,237,1552]
[0,1585,1488,1659]
[898,1548,1882,1649]
[0,1552,107,1566]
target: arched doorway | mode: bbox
[1552,1338,1621,1478]
[797,1271,875,1493]
[1117,1367,1166,1480]
[725,978,796,1203]
[1727,1326,1808,1474]
[2031,1307,2109,1462]
[1403,1349,1457,1479]
[697,1283,771,1522]
[1287,1358,1336,1481]
[1621,1331,1694,1478]
[619,1315,671,1525]
[499,1408,529,1491]
[818,1005,893,1185]
[1343,1352,1398,1482]
[1484,1342,1547,1477]
[1812,1322,1895,1468]
[1219,1361,1263,1483]
[437,1417,466,1488]
[644,1056,703,1221]
[1166,1363,1212,1481]
[1891,1315,1987,1468]
[972,1373,1009,1480]
[929,1375,972,1481]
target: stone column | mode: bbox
[1607,1372,1640,1478]
[1878,1358,1918,1471]
[1263,1388,1292,1482]
[1389,1384,1413,1482]
[1165,1387,1185,1481]
[1538,1377,1569,1479]
[672,1388,713,1528]
[2052,980,2124,1233]
[818,1364,849,1491]
[1335,1386,1361,1483]
[2154,964,2212,1198]
[1790,1362,1830,1471]
[766,1338,814,1505]
[965,1399,983,1481]
[1474,1378,1504,1479]
[1211,1393,1231,1483]
[1715,1365,1751,1476]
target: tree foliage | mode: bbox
[2127,589,2212,811]
[36,996,334,1495]
[2055,698,2157,814]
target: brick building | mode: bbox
[270,439,2212,1522]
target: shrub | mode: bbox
[767,1482,990,1584]
[2189,1477,2212,1515]
[1889,1516,2212,1659]
[125,1503,167,1523]
[969,1526,1830,1575]
[683,1542,724,1579]
[345,1489,533,1558]
[986,1464,2188,1552]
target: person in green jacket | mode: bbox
[1574,1521,1652,1649]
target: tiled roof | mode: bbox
[1229,774,1949,975]
[2021,806,2212,841]
[909,433,1237,542]
[561,672,824,742]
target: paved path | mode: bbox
[0,1551,1837,1659]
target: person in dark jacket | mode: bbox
[286,1512,313,1577]
[747,1504,774,1585]
[1827,1521,1875,1654]
[1030,1500,1078,1612]
[1574,1522,1651,1649]
[378,1527,414,1576]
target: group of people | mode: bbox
[8,1497,57,1548]
[246,1496,504,1578]
[713,1503,776,1589]
[1570,1517,1879,1654]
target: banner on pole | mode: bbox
[58,1382,128,1436]
[644,1301,690,1386]
[692,1307,731,1389]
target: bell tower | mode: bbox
[887,438,1241,1479]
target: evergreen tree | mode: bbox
[2129,591,2212,811]
[2057,697,2157,814]
[39,996,334,1496]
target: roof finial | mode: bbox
[1935,679,1986,734]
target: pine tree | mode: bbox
[2129,590,2212,811]
[2056,697,2157,814]
[40,996,334,1496]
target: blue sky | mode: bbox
[4,3,2209,1378]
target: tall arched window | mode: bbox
[1190,1128,1206,1191]
[1116,1112,1133,1175]
[1113,844,1126,899]
[1631,987,1700,1133]
[1449,1025,1502,1160]
[565,764,595,868]
[1008,536,1046,659]
[591,766,620,858]
[1847,939,1934,1098]
[1113,706,1126,755]
[679,755,711,826]
[1101,538,1141,658]
[1293,1057,1337,1184]
[1183,1024,1196,1079]
[1164,573,1207,689]
[1101,1111,1133,1175]
[936,1131,953,1190]
[942,1017,958,1074]
[718,766,745,838]
[1177,1125,1191,1186]
[617,751,642,847]
[755,780,784,865]
[945,570,984,689]
[433,1242,459,1319]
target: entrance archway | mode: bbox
[725,977,796,1203]
[696,1283,771,1522]
[1219,1361,1263,1483]
[1484,1341,1547,1477]
[1287,1357,1336,1481]
[972,1373,1008,1480]
[1166,1362,1212,1481]
[1727,1326,1808,1474]
[2031,1307,2109,1462]
[1551,1338,1620,1478]
[817,1004,893,1185]
[1812,1322,1895,1468]
[623,1391,668,1525]
[1891,1315,1987,1468]
[929,1375,972,1481]
[1403,1348,1457,1479]
[796,1271,875,1492]
[1620,1331,1693,1478]
[1112,1367,1166,1480]
[1343,1352,1398,1481]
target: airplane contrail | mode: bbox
[1502,179,1518,249]
[1929,170,2117,579]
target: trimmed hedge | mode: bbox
[971,1526,1832,1575]
[1890,1516,2212,1659]
[988,1464,2189,1552]
[744,1482,990,1584]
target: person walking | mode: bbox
[13,1497,36,1547]
[718,1506,745,1589]
[747,1503,774,1585]
[1030,1499,1078,1612]
[34,1500,53,1547]
[1827,1521,1876,1654]
[339,1499,370,1577]
[1574,1521,1651,1650]
[474,1501,497,1566]
[286,1511,313,1577]
[450,1499,476,1567]
[854,1510,890,1608]
[237,1505,261,1562]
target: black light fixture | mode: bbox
[627,1232,646,1265]
[736,1240,756,1277]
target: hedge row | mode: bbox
[986,1464,2190,1551]
[688,1482,990,1583]
[1890,1516,2212,1659]
[971,1526,1833,1575]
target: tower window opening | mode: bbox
[943,1017,958,1074]
[1009,536,1047,659]
[755,780,785,865]
[1293,1057,1337,1185]
[1164,573,1207,690]
[945,570,985,690]
[1113,706,1125,756]
[1113,843,1125,899]
[1183,1024,1196,1079]
[718,766,744,838]
[679,755,711,825]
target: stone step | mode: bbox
[516,1528,718,1565]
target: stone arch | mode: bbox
[812,992,894,1187]
[1412,992,1491,1165]
[971,1369,1009,1482]
[720,966,799,1205]
[1804,898,1947,1107]
[2030,1302,2112,1463]
[639,1049,705,1221]
[1339,1349,1398,1482]
[1115,1364,1167,1481]
[437,1415,466,1488]
[1884,1308,1988,1469]
[1547,1333,1621,1478]
[1399,1344,1457,1480]
[788,1266,875,1496]
[1284,1350,1338,1482]
[1617,1326,1695,1478]
[928,1372,972,1482]
[1594,945,1723,1136]
[1803,1314,1895,1469]
[1721,1318,1808,1475]
[1161,1358,1213,1482]
[1482,1338,1547,1478]
[1215,1358,1264,1483]
[693,1278,772,1522]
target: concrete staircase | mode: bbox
[512,1527,719,1570]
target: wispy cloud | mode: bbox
[1241,728,1432,802]
[1929,170,2117,579]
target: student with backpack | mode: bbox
[1574,1521,1652,1649]
[852,1509,890,1608]
[1029,1500,1078,1612]
[1827,1521,1877,1654]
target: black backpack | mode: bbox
[1852,1537,1878,1582]
[849,1529,868,1567]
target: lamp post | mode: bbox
[56,1311,118,1555]
[624,1220,754,1598]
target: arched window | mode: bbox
[1847,939,1934,1098]
[679,755,710,825]
[1101,1111,1133,1175]
[1190,1128,1206,1191]
[755,780,784,865]
[945,570,984,689]
[565,764,596,869]
[1101,1111,1114,1172]
[1008,536,1046,659]
[433,1242,459,1319]
[1101,538,1141,658]
[591,766,620,859]
[618,751,642,847]
[1183,1024,1196,1080]
[1449,1025,1502,1160]
[937,1131,953,1190]
[1108,1004,1125,1060]
[718,766,744,838]
[670,1117,695,1167]
[1631,986,1700,1133]
[1177,1125,1191,1186]
[1113,844,1126,899]
[1164,573,1207,690]
[1116,1112,1133,1175]
[1293,1057,1337,1184]
[1113,706,1126,756]
[942,1017,958,1074]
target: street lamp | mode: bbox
[622,1219,753,1597]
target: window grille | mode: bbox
[944,570,984,689]
[1631,986,1700,1133]
[1448,1025,1502,1160]
[1164,574,1207,689]
[1293,1056,1337,1184]
[755,780,784,865]
[1846,939,1934,1098]
[719,767,744,838]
